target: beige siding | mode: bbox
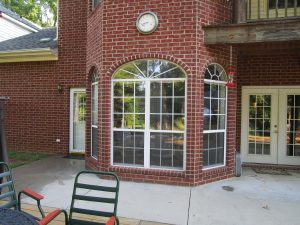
[248,0,300,20]
[0,17,33,42]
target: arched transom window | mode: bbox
[203,64,227,168]
[112,59,186,170]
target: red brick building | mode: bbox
[0,0,300,186]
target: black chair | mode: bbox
[0,162,68,225]
[68,170,120,225]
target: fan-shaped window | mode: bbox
[204,64,227,81]
[112,59,186,170]
[203,64,227,168]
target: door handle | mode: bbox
[274,125,278,133]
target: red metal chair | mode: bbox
[105,216,116,225]
[0,162,68,225]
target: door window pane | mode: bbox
[247,95,272,156]
[73,92,86,151]
[286,95,300,157]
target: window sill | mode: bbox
[202,165,228,175]
[109,165,186,177]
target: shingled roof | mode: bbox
[0,3,41,31]
[0,27,57,51]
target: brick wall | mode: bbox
[86,0,236,185]
[0,0,87,154]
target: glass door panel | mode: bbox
[247,95,271,156]
[278,90,300,165]
[243,87,300,166]
[241,88,278,164]
[70,89,86,153]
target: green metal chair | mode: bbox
[69,170,120,225]
[0,162,68,225]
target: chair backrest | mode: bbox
[69,170,120,225]
[0,162,18,209]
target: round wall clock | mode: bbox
[136,12,159,34]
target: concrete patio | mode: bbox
[11,156,300,225]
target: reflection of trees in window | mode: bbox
[286,95,300,156]
[203,64,227,168]
[77,93,86,121]
[112,59,186,169]
[248,95,271,155]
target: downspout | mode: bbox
[0,97,9,164]
[0,97,9,195]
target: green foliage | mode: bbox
[174,117,185,130]
[1,0,57,27]
[9,151,48,168]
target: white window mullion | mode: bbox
[144,79,151,168]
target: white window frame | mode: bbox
[203,64,228,170]
[110,61,187,171]
[91,76,99,159]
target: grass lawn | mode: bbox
[8,151,48,168]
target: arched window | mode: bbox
[92,0,101,9]
[203,64,227,168]
[112,59,186,170]
[91,70,99,158]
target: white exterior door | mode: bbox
[278,89,300,165]
[70,88,86,153]
[241,88,278,164]
[241,87,300,165]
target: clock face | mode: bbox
[136,12,158,34]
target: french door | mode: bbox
[241,87,300,165]
[70,88,86,153]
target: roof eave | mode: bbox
[0,48,58,63]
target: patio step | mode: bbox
[0,202,171,225]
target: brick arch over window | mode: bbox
[87,65,100,82]
[201,58,230,78]
[107,54,191,78]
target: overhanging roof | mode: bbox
[203,19,300,45]
[0,48,57,63]
[0,27,57,63]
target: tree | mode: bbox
[0,0,57,27]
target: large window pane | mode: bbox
[113,131,145,166]
[112,59,186,169]
[203,64,227,168]
[92,127,98,158]
[91,72,98,158]
[150,132,184,169]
